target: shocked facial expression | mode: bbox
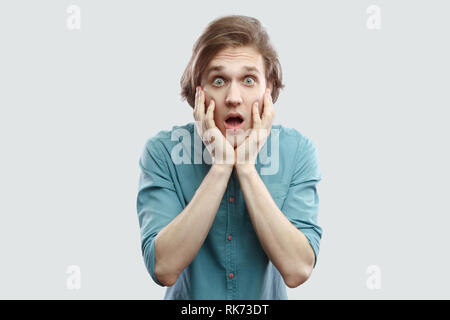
[200,45,272,148]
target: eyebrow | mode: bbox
[205,65,261,76]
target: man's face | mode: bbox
[200,45,272,148]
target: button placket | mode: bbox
[230,173,238,298]
[225,173,237,297]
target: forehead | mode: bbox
[206,46,265,74]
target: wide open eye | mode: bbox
[244,76,255,85]
[213,77,225,86]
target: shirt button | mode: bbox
[229,197,235,203]
[228,273,234,279]
[228,235,232,241]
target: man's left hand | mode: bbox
[235,88,274,171]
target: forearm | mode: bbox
[154,164,233,286]
[236,166,315,288]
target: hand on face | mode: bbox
[193,86,274,169]
[193,86,235,167]
[235,88,274,168]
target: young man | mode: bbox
[136,15,323,300]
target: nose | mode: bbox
[225,82,243,107]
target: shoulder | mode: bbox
[273,124,321,178]
[272,124,318,155]
[142,122,195,157]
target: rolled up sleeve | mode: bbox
[136,139,184,286]
[281,136,323,268]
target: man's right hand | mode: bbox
[193,86,235,167]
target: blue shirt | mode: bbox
[136,122,322,299]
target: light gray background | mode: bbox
[0,0,449,299]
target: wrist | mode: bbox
[235,164,256,177]
[211,163,234,175]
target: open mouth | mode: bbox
[224,114,244,130]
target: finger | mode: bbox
[205,99,215,130]
[193,87,205,134]
[193,87,198,118]
[261,88,274,126]
[252,101,261,130]
[195,86,202,121]
[195,86,204,120]
[198,86,206,119]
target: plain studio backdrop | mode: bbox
[0,0,449,299]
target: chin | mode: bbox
[226,133,246,148]
[225,135,237,148]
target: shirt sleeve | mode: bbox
[136,139,184,286]
[281,136,323,268]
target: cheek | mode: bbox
[215,107,225,122]
[204,93,215,111]
[204,93,221,113]
[210,103,224,124]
